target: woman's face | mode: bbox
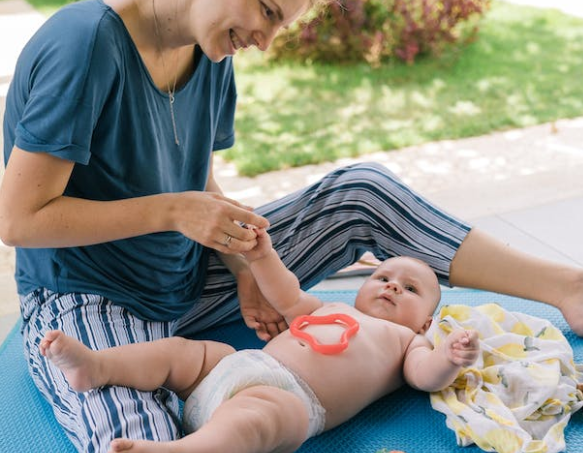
[193,0,310,62]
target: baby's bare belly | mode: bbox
[264,329,405,429]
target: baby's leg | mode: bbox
[109,385,310,453]
[26,293,185,450]
[41,330,235,399]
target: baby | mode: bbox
[41,228,479,453]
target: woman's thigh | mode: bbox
[176,162,470,337]
[256,162,471,286]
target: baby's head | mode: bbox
[354,256,441,334]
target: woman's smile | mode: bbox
[229,29,248,53]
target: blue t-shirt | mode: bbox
[3,0,237,321]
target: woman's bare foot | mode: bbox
[556,271,583,336]
[560,297,583,337]
[39,330,100,391]
[109,438,172,453]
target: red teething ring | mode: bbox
[289,313,360,354]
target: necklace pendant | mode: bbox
[168,95,180,146]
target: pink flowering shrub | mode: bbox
[269,0,491,65]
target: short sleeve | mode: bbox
[12,6,114,164]
[212,59,237,151]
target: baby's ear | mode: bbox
[417,316,433,335]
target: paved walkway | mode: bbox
[1,0,583,340]
[216,116,583,266]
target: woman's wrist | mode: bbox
[161,192,181,232]
[219,250,252,279]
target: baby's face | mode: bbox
[354,257,440,333]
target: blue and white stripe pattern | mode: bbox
[20,290,180,452]
[20,162,471,451]
[175,162,471,335]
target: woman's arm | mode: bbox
[0,147,267,253]
[244,228,323,323]
[203,154,268,256]
[402,329,479,392]
[0,147,169,247]
[206,156,321,328]
[205,156,287,340]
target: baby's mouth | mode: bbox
[380,293,396,306]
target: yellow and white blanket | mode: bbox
[427,304,583,453]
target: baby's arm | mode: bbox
[243,228,323,322]
[402,329,479,392]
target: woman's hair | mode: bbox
[308,0,334,13]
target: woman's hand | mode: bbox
[171,191,269,254]
[237,269,288,342]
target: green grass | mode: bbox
[229,2,583,175]
[22,0,73,16]
[24,0,583,176]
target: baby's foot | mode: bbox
[109,438,171,453]
[40,330,99,392]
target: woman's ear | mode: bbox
[417,316,433,335]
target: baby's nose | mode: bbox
[386,281,402,294]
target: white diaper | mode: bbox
[182,349,326,439]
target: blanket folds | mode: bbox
[428,304,583,453]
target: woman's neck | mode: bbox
[105,0,197,91]
[105,0,194,51]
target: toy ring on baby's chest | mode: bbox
[289,313,360,354]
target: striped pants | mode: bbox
[21,163,470,452]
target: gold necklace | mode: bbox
[152,0,180,146]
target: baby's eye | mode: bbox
[378,276,389,282]
[405,285,417,293]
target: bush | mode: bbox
[269,0,491,65]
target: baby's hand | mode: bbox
[445,329,479,367]
[242,227,272,263]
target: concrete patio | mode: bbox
[1,0,583,343]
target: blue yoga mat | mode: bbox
[1,289,583,453]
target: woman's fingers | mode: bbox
[214,233,258,254]
[214,203,270,253]
[219,194,269,228]
[176,191,269,252]
[214,221,259,254]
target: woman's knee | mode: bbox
[340,161,400,181]
[327,162,404,196]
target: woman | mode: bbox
[1,0,582,450]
